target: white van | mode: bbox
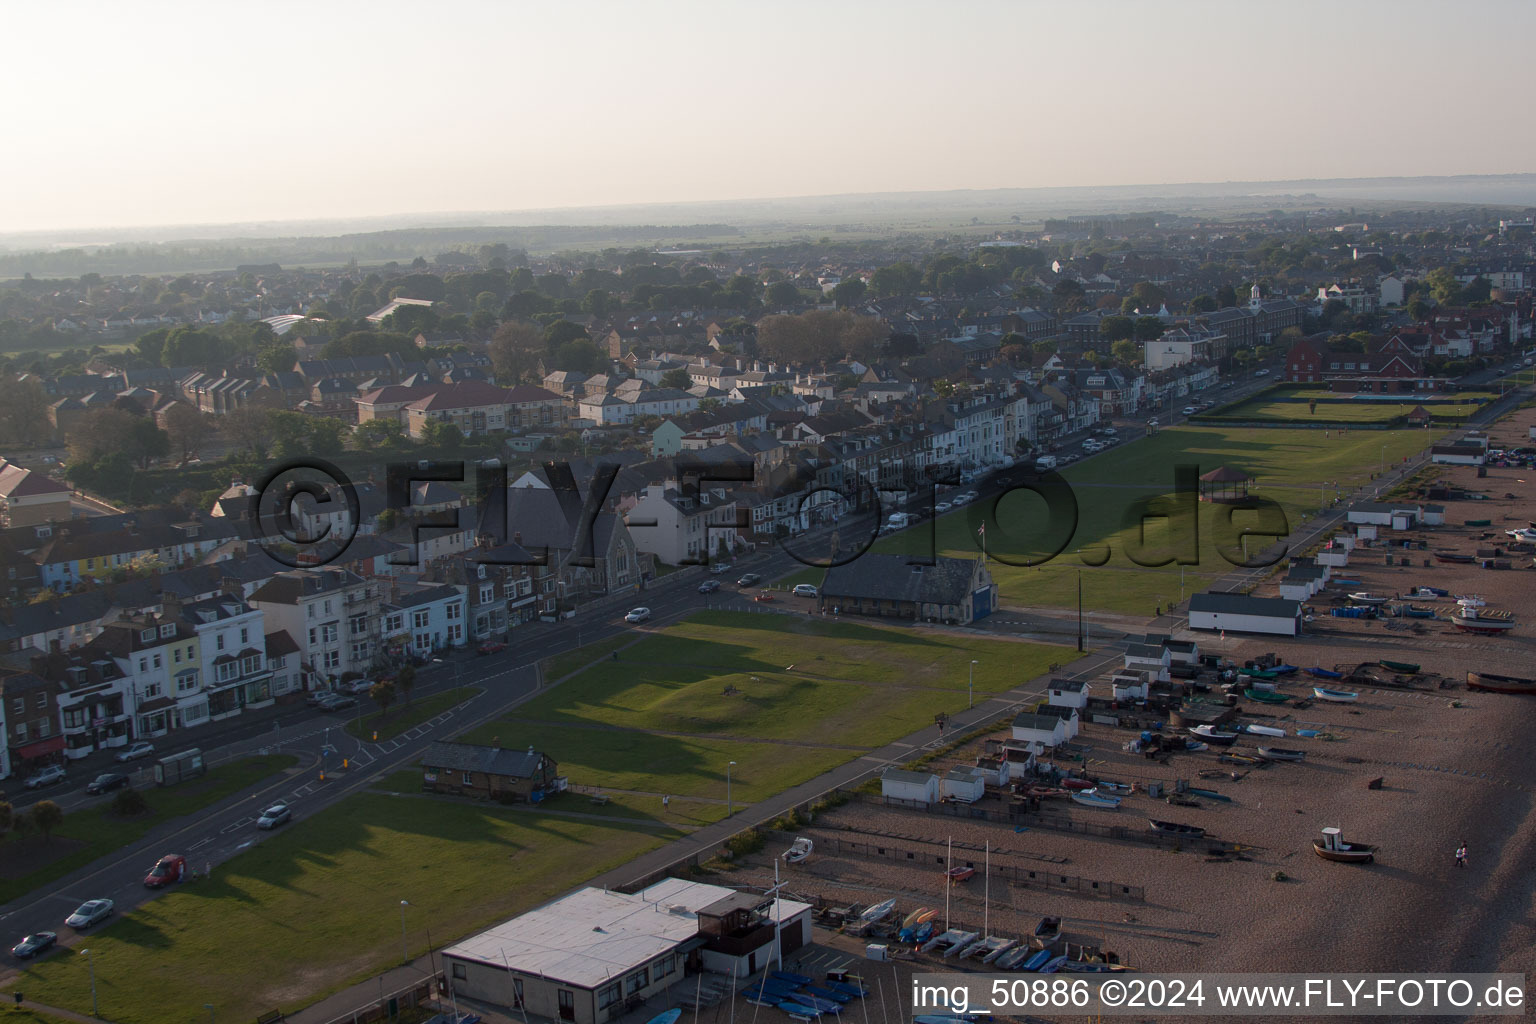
[887,512,910,529]
[1034,455,1058,471]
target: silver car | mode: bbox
[65,899,113,930]
[256,803,292,829]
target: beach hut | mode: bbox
[1047,678,1088,709]
[941,767,986,804]
[881,767,940,805]
[1010,711,1066,753]
[1189,592,1303,636]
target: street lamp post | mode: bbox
[968,660,978,710]
[205,1003,215,1024]
[727,761,736,817]
[400,900,411,965]
[81,947,97,1017]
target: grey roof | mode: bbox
[1189,592,1302,618]
[1048,679,1085,693]
[821,554,978,606]
[421,741,546,779]
[1124,643,1168,660]
[1011,711,1064,733]
[880,767,937,786]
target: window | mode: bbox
[240,627,249,645]
[323,599,332,615]
[216,662,239,684]
[216,634,225,651]
[351,642,370,662]
[415,632,432,651]
[447,602,462,621]
[37,718,50,738]
[63,708,84,729]
[599,985,622,1009]
[412,610,430,629]
[461,772,473,786]
[384,613,403,632]
[159,623,175,638]
[350,616,368,636]
[138,657,148,673]
[152,654,162,670]
[143,682,163,699]
[480,585,494,604]
[322,624,337,644]
[241,654,263,675]
[323,650,340,670]
[308,627,317,646]
[448,623,462,643]
[140,628,155,642]
[626,969,649,995]
[35,694,46,710]
[452,963,466,981]
[173,647,182,664]
[307,603,316,619]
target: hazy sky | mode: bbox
[5,0,1533,233]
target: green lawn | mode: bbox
[1285,388,1499,401]
[460,611,1074,801]
[3,795,667,1023]
[345,686,480,742]
[874,423,1445,614]
[540,634,635,682]
[771,565,826,589]
[0,756,298,905]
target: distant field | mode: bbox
[460,610,1075,802]
[872,423,1444,615]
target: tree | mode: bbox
[69,408,169,469]
[396,664,417,706]
[765,281,802,308]
[354,419,405,450]
[1407,297,1430,322]
[543,320,589,350]
[488,320,544,383]
[0,375,50,446]
[549,339,605,375]
[0,801,11,841]
[1111,338,1141,364]
[370,680,397,717]
[1186,294,1219,314]
[1215,284,1238,308]
[1129,281,1165,311]
[28,799,62,842]
[221,406,274,459]
[1133,317,1165,343]
[869,263,922,297]
[421,419,464,451]
[660,368,691,390]
[1425,266,1462,305]
[581,289,613,318]
[1098,316,1135,343]
[163,403,213,463]
[831,278,867,307]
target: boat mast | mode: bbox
[944,836,952,934]
[983,842,990,938]
[768,859,785,972]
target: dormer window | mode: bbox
[140,628,155,642]
[159,624,175,638]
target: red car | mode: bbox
[476,641,507,656]
[144,853,187,888]
[753,593,775,603]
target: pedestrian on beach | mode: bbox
[1455,842,1468,868]
[662,794,669,810]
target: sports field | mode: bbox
[1210,397,1481,423]
[870,423,1443,615]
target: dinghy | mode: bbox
[1188,724,1239,745]
[1244,687,1291,704]
[1466,671,1536,695]
[1306,667,1343,680]
[1257,746,1306,761]
[1313,826,1376,864]
[1148,818,1205,838]
[1240,722,1286,738]
[1313,686,1358,703]
[1070,789,1121,809]
[1378,660,1420,674]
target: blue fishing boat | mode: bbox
[773,972,814,986]
[1271,664,1299,675]
[1306,667,1343,680]
[1038,955,1069,974]
[645,1012,682,1024]
[1185,787,1232,802]
[1020,949,1055,971]
[1312,687,1358,703]
[802,987,851,1004]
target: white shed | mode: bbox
[1346,502,1396,526]
[1034,704,1080,741]
[1010,711,1066,752]
[1355,524,1378,541]
[1188,593,1302,636]
[1111,670,1149,701]
[1122,643,1171,682]
[972,756,1011,787]
[1163,639,1200,667]
[881,767,940,804]
[1046,678,1088,709]
[1419,504,1445,527]
[941,767,986,804]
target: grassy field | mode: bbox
[872,423,1444,614]
[1209,398,1482,423]
[1283,388,1499,401]
[0,755,297,904]
[345,686,480,742]
[540,634,634,682]
[771,565,826,589]
[2,795,666,1023]
[459,610,1073,801]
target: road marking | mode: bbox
[188,838,213,851]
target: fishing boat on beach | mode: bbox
[1095,781,1132,795]
[1466,671,1536,695]
[1313,827,1376,864]
[1034,915,1062,942]
[945,865,975,882]
[854,898,896,930]
[1378,660,1420,674]
[1239,722,1286,737]
[1070,789,1121,809]
[1409,585,1449,598]
[1148,818,1205,838]
[1244,687,1291,704]
[783,837,814,863]
[1188,724,1239,745]
[1435,550,1476,563]
[1348,592,1390,604]
[1306,666,1343,680]
[1312,686,1358,703]
[1452,606,1516,635]
[1403,605,1437,618]
[1258,746,1306,761]
[1456,594,1486,608]
[1018,949,1055,971]
[1271,664,1299,675]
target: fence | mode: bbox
[765,827,1143,902]
[314,972,443,1024]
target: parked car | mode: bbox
[313,692,346,708]
[624,607,651,623]
[325,695,358,710]
[305,691,338,707]
[710,563,732,575]
[934,502,952,514]
[65,899,114,930]
[736,573,762,587]
[792,584,819,598]
[344,679,376,695]
[1255,368,1270,376]
[753,593,776,603]
[114,741,155,763]
[1182,406,1197,415]
[11,931,56,959]
[86,772,131,795]
[476,641,507,656]
[24,765,66,790]
[698,580,720,593]
[256,802,292,830]
[144,854,187,888]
